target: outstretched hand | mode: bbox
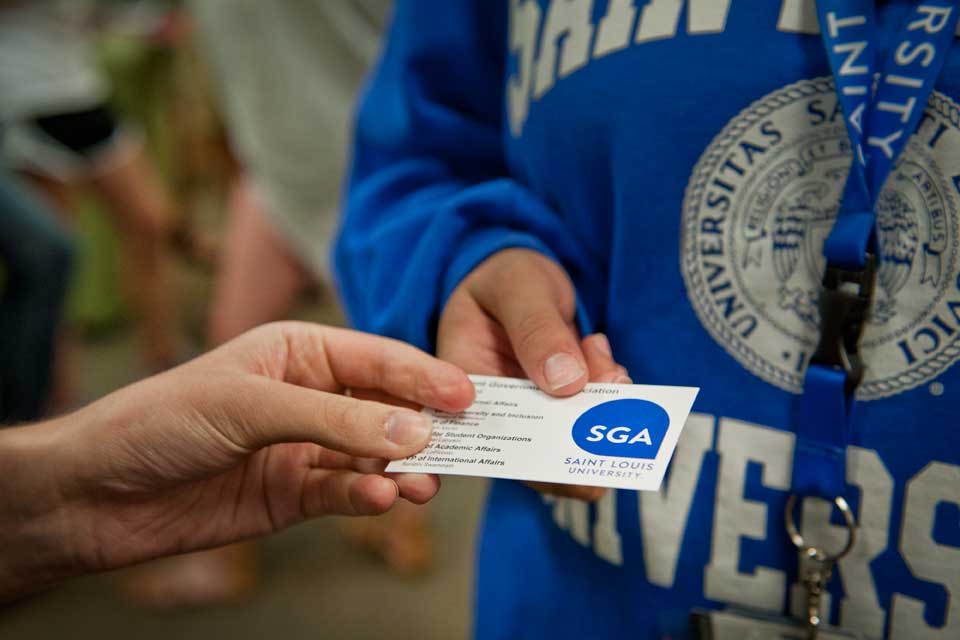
[0,322,474,600]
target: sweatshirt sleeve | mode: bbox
[334,1,600,350]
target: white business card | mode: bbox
[386,375,699,491]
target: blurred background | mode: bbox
[0,1,487,637]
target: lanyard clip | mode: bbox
[809,254,877,395]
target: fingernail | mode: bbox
[387,411,432,446]
[593,333,612,357]
[544,353,586,390]
[613,375,633,385]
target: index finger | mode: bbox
[320,328,475,413]
[240,323,475,413]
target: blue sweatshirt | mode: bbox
[335,2,960,638]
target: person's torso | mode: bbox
[479,3,960,638]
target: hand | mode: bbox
[0,322,474,600]
[437,248,630,502]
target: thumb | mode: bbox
[221,378,434,459]
[470,250,587,396]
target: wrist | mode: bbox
[0,418,86,601]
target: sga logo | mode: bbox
[571,399,670,459]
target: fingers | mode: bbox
[305,450,440,506]
[301,470,400,517]
[299,469,440,519]
[582,334,631,384]
[525,481,606,502]
[437,288,526,378]
[221,322,474,413]
[467,250,587,396]
[521,333,625,501]
[222,378,435,460]
[392,473,441,504]
[318,327,475,412]
[346,457,441,504]
[480,334,626,504]
[348,387,420,411]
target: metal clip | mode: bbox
[785,494,857,639]
[810,254,877,394]
[798,547,834,640]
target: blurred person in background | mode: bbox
[0,0,188,374]
[122,0,426,608]
[191,0,389,342]
[0,167,73,423]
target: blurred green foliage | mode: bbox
[68,32,177,332]
[67,195,125,332]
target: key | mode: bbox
[798,547,835,640]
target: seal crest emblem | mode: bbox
[681,78,960,399]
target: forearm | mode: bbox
[0,419,85,602]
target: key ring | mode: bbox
[784,493,857,560]
[785,494,857,639]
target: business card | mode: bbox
[386,375,699,491]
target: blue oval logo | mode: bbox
[571,399,670,459]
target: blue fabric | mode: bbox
[821,211,876,269]
[336,2,960,637]
[792,365,851,498]
[863,0,959,195]
[816,0,959,265]
[0,171,74,422]
[795,1,960,501]
[334,2,605,350]
[816,0,876,190]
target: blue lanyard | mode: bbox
[792,0,959,500]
